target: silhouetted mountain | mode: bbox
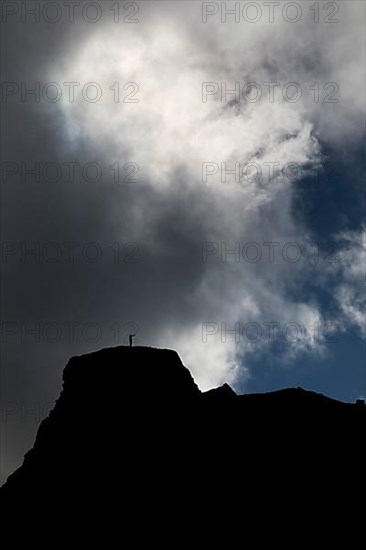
[1,346,365,540]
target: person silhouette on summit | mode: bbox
[129,333,136,347]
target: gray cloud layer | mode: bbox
[1,1,365,482]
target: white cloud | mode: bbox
[49,1,365,388]
[334,229,366,337]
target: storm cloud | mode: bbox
[1,1,365,482]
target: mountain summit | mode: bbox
[1,346,364,538]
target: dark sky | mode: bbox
[1,1,365,483]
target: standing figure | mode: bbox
[129,333,136,347]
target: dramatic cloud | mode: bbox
[45,2,364,386]
[1,1,365,481]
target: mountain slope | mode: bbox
[1,346,365,539]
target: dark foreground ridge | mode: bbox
[1,346,365,537]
